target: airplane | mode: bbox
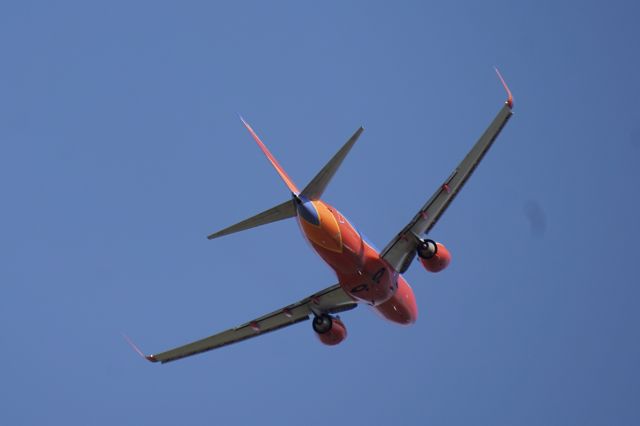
[126,69,514,364]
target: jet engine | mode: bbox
[417,239,451,273]
[312,314,347,346]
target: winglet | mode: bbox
[123,333,158,363]
[494,67,513,109]
[239,115,300,194]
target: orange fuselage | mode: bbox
[295,196,417,325]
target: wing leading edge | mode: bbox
[139,284,356,364]
[381,72,514,273]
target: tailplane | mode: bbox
[300,126,363,200]
[207,199,296,240]
[207,120,363,240]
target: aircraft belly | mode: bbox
[336,241,397,306]
[298,201,398,305]
[373,275,418,325]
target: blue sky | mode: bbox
[2,1,639,425]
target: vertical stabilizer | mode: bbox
[208,121,363,240]
[240,116,300,194]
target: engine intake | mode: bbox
[312,314,347,346]
[417,239,451,273]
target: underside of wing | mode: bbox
[142,284,356,364]
[381,72,514,273]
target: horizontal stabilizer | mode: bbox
[300,127,364,200]
[207,199,296,240]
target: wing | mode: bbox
[141,284,356,364]
[381,74,514,273]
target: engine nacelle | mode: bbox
[312,314,347,346]
[417,239,451,273]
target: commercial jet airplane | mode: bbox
[126,69,514,364]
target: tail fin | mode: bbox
[239,116,300,194]
[207,118,298,240]
[207,123,363,240]
[300,126,364,200]
[207,199,296,240]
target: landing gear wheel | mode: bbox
[312,314,333,334]
[417,238,438,259]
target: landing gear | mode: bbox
[312,314,333,334]
[417,238,438,259]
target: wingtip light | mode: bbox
[122,333,158,363]
[494,67,513,109]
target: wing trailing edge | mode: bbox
[139,284,357,364]
[380,70,515,272]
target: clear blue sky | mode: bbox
[2,1,639,425]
